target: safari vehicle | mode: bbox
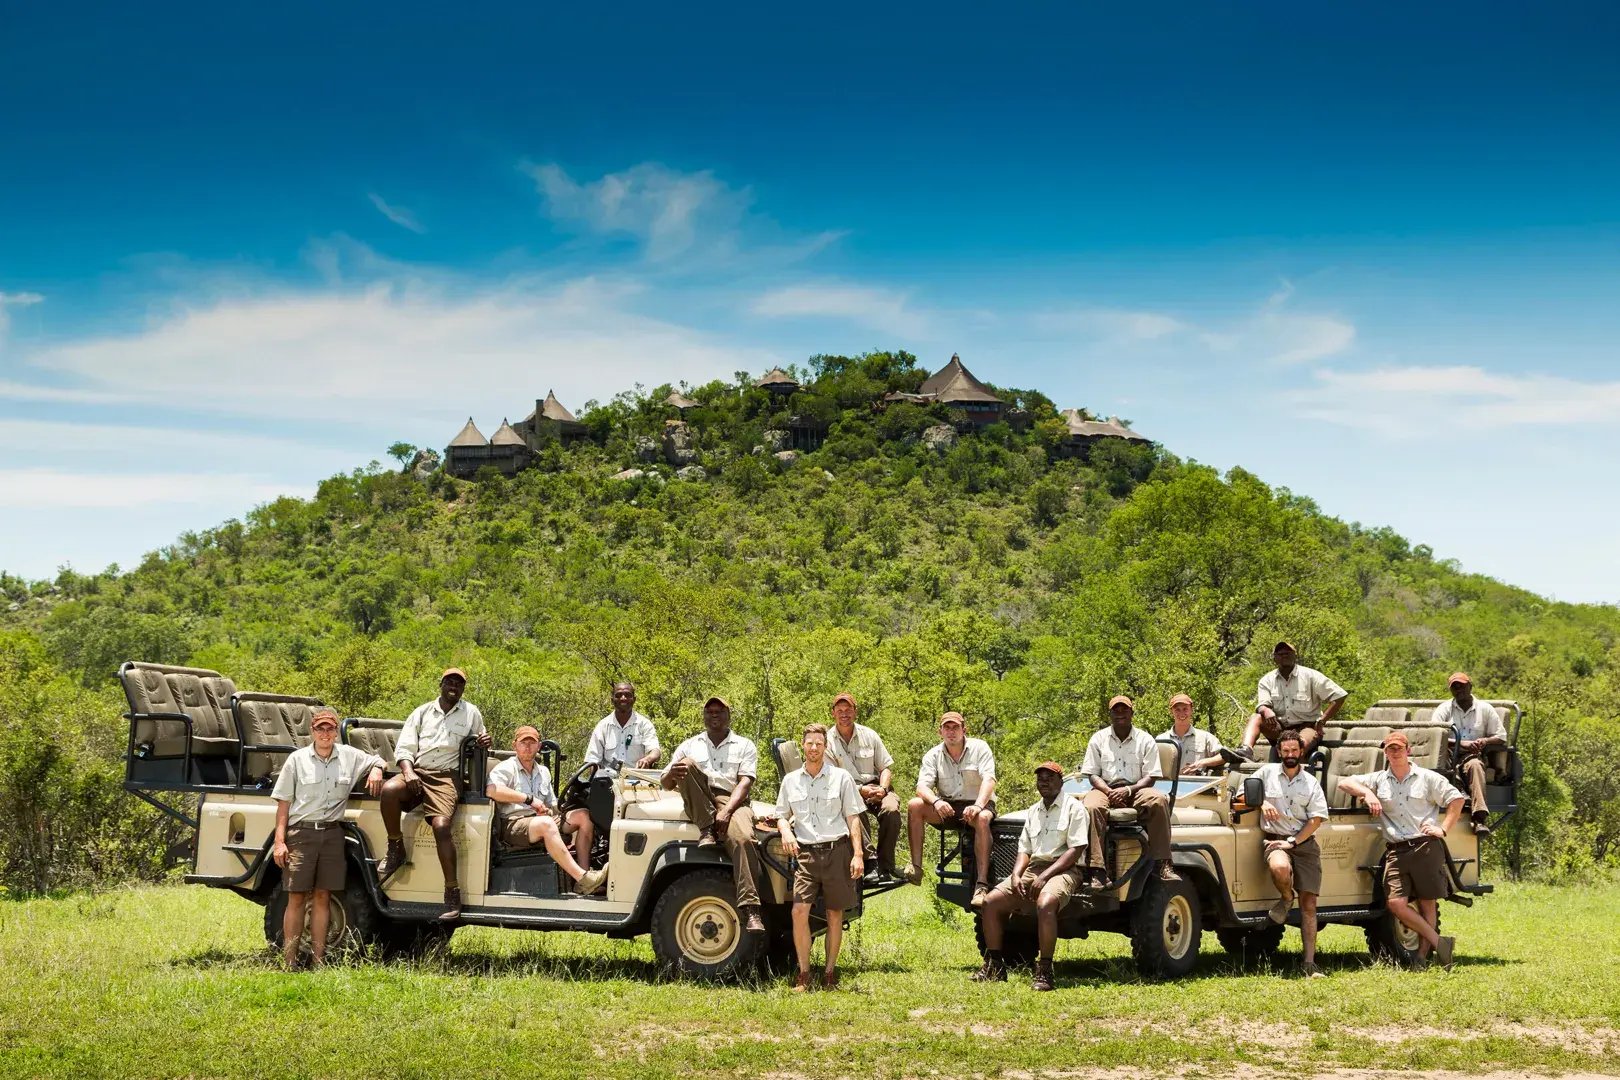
[117,661,898,980]
[933,700,1521,977]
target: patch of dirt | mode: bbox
[1337,1020,1620,1057]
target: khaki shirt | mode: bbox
[1017,794,1089,860]
[271,744,385,825]
[1431,699,1506,744]
[1082,726,1164,786]
[1257,665,1346,728]
[584,710,661,775]
[1255,762,1329,837]
[663,730,759,793]
[827,723,894,786]
[396,698,486,772]
[1346,765,1464,842]
[1158,724,1223,772]
[775,763,864,844]
[918,738,996,801]
[487,755,556,822]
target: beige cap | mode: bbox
[1169,693,1194,707]
[1108,695,1135,711]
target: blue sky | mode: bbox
[3,3,1619,602]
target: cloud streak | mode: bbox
[0,468,293,509]
[367,193,425,234]
[1292,365,1620,434]
[751,283,934,338]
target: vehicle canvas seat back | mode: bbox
[232,693,323,784]
[769,737,805,781]
[120,661,241,763]
[343,719,403,771]
[1156,741,1180,779]
[1399,724,1448,769]
[1324,742,1383,809]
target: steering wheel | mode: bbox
[560,761,599,808]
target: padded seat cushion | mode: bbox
[1324,743,1383,808]
[234,694,321,781]
[1107,808,1140,823]
[120,662,239,758]
[344,721,402,769]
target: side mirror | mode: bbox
[1242,776,1265,811]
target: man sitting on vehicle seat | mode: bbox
[1081,696,1178,885]
[902,712,997,907]
[824,692,902,883]
[661,696,766,933]
[1336,730,1465,970]
[486,726,606,896]
[377,668,492,921]
[270,708,386,969]
[1254,729,1330,978]
[1159,693,1224,774]
[1235,641,1347,761]
[975,761,1089,991]
[573,681,662,868]
[1430,671,1504,837]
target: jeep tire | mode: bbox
[263,875,386,958]
[974,913,1040,969]
[1130,876,1202,978]
[650,869,763,981]
[1365,905,1439,969]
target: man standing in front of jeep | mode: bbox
[775,723,865,991]
[824,692,902,882]
[1081,696,1178,886]
[1430,672,1505,837]
[1336,730,1465,970]
[661,696,766,933]
[1254,729,1330,978]
[1159,693,1224,774]
[572,681,662,867]
[271,707,386,969]
[1236,641,1347,761]
[377,668,492,921]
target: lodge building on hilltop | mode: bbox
[441,355,1149,478]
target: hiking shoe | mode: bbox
[1232,746,1256,762]
[969,883,989,909]
[742,907,766,933]
[1032,961,1055,992]
[900,863,923,886]
[971,957,1007,982]
[1156,860,1181,883]
[1472,817,1492,837]
[791,971,814,993]
[1436,935,1456,971]
[576,867,608,896]
[821,968,840,990]
[439,887,462,922]
[378,837,409,880]
[1268,894,1292,924]
[696,827,720,848]
[1302,961,1326,979]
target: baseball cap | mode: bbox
[513,725,541,743]
[1381,730,1410,750]
[441,667,468,682]
[1107,694,1134,710]
[1035,761,1065,776]
[1447,671,1472,688]
[939,711,965,726]
[704,695,732,711]
[1169,693,1194,707]
[1273,641,1296,654]
[831,692,857,710]
[310,708,339,730]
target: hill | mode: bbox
[1,349,1615,895]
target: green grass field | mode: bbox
[1,880,1617,1079]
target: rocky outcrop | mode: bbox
[408,448,441,479]
[611,468,646,481]
[675,465,707,482]
[761,428,792,453]
[922,424,958,453]
[632,435,660,463]
[773,450,799,469]
[663,422,698,466]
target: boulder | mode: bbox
[922,424,958,453]
[632,435,660,463]
[663,422,698,466]
[611,468,646,481]
[408,448,441,479]
[772,450,799,469]
[760,428,792,453]
[675,465,707,482]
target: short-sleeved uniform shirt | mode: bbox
[1254,762,1329,837]
[776,763,865,844]
[584,710,661,775]
[1017,795,1089,860]
[1158,724,1223,771]
[1256,665,1347,728]
[487,755,557,822]
[1081,726,1164,786]
[271,744,386,825]
[663,730,759,793]
[1430,699,1506,744]
[917,738,997,801]
[1346,765,1464,842]
[826,723,894,786]
[396,698,486,772]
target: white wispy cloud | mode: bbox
[0,290,44,344]
[1031,308,1187,342]
[751,283,934,338]
[1292,365,1620,434]
[0,469,293,509]
[367,193,425,234]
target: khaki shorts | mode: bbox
[284,824,345,893]
[988,858,1082,913]
[500,814,538,850]
[1383,837,1452,901]
[401,768,462,819]
[791,836,858,910]
[1264,836,1323,895]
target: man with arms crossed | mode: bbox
[486,726,607,896]
[775,723,865,991]
[271,707,385,969]
[974,762,1088,991]
[572,681,662,865]
[662,696,766,933]
[1431,672,1505,837]
[1160,692,1224,774]
[378,668,492,920]
[903,711,997,907]
[1236,641,1347,760]
[1082,696,1178,885]
[1254,729,1330,978]
[1336,730,1465,970]
[824,692,901,882]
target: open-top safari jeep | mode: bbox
[935,700,1520,976]
[117,661,898,979]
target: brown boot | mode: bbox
[821,967,840,990]
[439,886,462,922]
[741,906,765,933]
[971,954,1007,982]
[1032,959,1055,992]
[696,826,720,848]
[378,837,409,879]
[791,970,814,993]
[1156,860,1181,883]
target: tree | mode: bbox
[386,442,418,471]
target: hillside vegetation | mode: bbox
[2,350,1615,895]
